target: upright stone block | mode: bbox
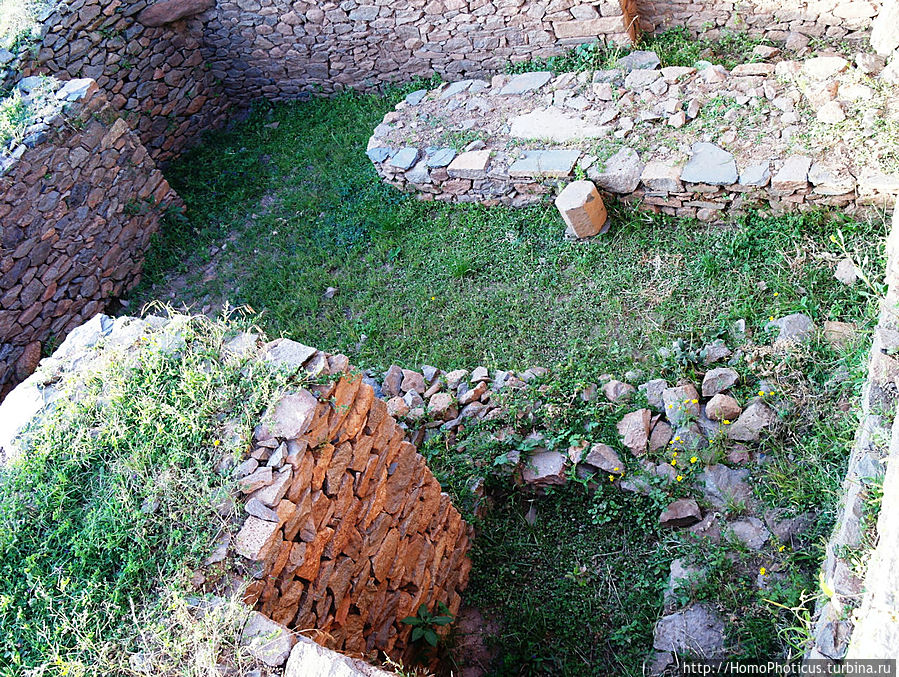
[554,181,608,239]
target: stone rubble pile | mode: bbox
[368,50,899,219]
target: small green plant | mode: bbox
[401,602,454,647]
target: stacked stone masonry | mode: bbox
[0,78,178,398]
[367,54,899,220]
[234,339,473,661]
[202,0,637,98]
[7,0,230,164]
[638,0,882,45]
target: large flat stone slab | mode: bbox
[509,108,610,142]
[681,142,738,185]
[508,149,580,178]
[500,71,552,95]
[447,150,491,179]
[588,147,644,193]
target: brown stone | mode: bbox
[138,0,215,26]
[234,516,281,560]
[617,408,651,456]
[660,499,703,528]
[555,180,608,239]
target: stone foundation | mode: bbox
[0,78,177,399]
[367,54,899,220]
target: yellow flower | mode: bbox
[773,292,779,297]
[608,475,615,482]
[213,439,221,447]
[690,456,698,464]
[691,399,698,404]
[431,296,435,300]
[723,419,731,425]
[675,436,681,442]
[613,467,619,472]
[760,567,767,576]
[778,545,785,552]
[672,451,678,456]
[670,459,677,466]
[676,475,683,482]
[829,234,837,243]
[768,316,774,322]
[758,390,765,397]
[768,391,774,395]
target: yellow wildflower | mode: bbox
[213,439,221,447]
[690,456,698,464]
[608,475,615,482]
[676,475,683,482]
[760,567,767,576]
[773,292,779,297]
[723,419,731,425]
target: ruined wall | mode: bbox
[202,0,637,98]
[234,339,472,659]
[0,79,178,398]
[636,0,882,44]
[8,0,230,164]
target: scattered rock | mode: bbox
[639,378,668,410]
[824,320,857,349]
[241,612,296,667]
[583,443,624,474]
[653,603,726,658]
[664,558,707,610]
[817,100,846,124]
[617,50,661,71]
[521,451,567,486]
[701,367,739,397]
[499,71,553,95]
[705,394,742,422]
[661,384,700,427]
[728,517,770,550]
[234,516,279,560]
[603,379,635,403]
[699,464,752,511]
[680,142,738,185]
[728,401,776,442]
[835,257,859,285]
[587,147,644,194]
[803,56,849,80]
[739,162,771,187]
[767,313,815,344]
[771,156,812,192]
[617,408,651,456]
[659,498,703,528]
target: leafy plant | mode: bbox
[401,602,454,647]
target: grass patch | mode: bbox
[0,315,285,675]
[0,0,53,52]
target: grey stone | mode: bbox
[653,604,726,658]
[728,517,770,550]
[592,69,623,84]
[245,497,279,521]
[662,384,700,427]
[17,76,45,94]
[664,558,707,609]
[700,464,752,510]
[771,156,812,192]
[767,313,815,343]
[872,0,899,55]
[728,400,776,442]
[681,143,738,185]
[583,443,624,474]
[835,257,859,285]
[404,89,428,106]
[405,160,430,184]
[509,107,610,142]
[388,147,420,170]
[440,79,475,99]
[588,147,644,194]
[521,451,567,486]
[617,50,661,71]
[508,149,580,178]
[348,5,379,20]
[425,147,456,168]
[366,147,392,163]
[284,637,395,676]
[639,378,668,410]
[659,499,703,528]
[624,69,661,90]
[262,340,318,372]
[603,379,636,403]
[260,391,318,440]
[739,162,771,187]
[808,162,856,195]
[500,71,553,95]
[55,78,95,102]
[702,367,739,397]
[241,612,296,667]
[0,48,13,65]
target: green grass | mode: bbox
[134,89,883,380]
[0,315,286,675]
[0,0,53,52]
[128,81,887,675]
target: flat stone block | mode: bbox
[555,180,608,239]
[508,149,580,178]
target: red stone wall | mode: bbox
[235,341,472,659]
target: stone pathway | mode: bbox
[367,49,899,222]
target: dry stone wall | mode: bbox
[232,338,472,661]
[0,78,177,398]
[636,0,882,45]
[7,0,230,164]
[201,0,637,98]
